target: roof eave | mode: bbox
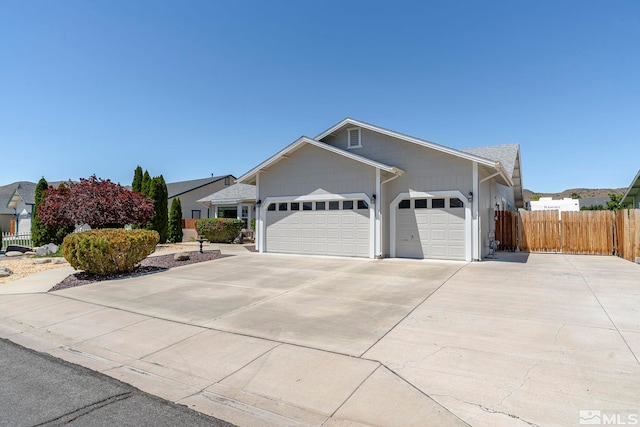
[621,170,640,204]
[237,136,403,184]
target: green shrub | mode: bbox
[62,229,159,276]
[250,217,256,232]
[196,218,244,243]
[168,198,183,243]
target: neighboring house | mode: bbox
[621,170,640,209]
[197,183,256,230]
[238,118,524,261]
[167,175,235,220]
[528,197,580,216]
[0,182,36,234]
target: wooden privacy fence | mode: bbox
[495,209,640,262]
[183,219,199,230]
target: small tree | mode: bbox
[532,194,541,201]
[606,193,623,211]
[168,198,183,243]
[38,175,154,229]
[570,193,581,199]
[147,175,168,243]
[132,166,143,193]
[141,170,151,197]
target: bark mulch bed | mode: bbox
[49,250,226,292]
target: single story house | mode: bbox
[238,118,524,261]
[197,183,256,230]
[167,174,235,220]
[621,170,640,209]
[0,181,36,234]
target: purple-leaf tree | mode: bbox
[38,175,155,229]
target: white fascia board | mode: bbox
[315,118,500,168]
[237,136,403,184]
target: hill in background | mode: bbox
[523,188,626,203]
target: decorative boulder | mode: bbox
[0,267,12,278]
[174,253,190,261]
[34,243,59,256]
[33,258,52,264]
[5,251,24,258]
[53,258,68,264]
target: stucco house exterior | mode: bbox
[167,175,235,220]
[621,170,640,209]
[197,183,256,230]
[238,118,524,261]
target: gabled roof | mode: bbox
[5,182,36,211]
[238,136,405,184]
[462,144,524,207]
[167,175,235,199]
[621,169,640,206]
[197,183,256,205]
[315,118,514,187]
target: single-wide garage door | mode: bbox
[265,199,370,257]
[396,196,466,260]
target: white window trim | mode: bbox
[347,127,362,149]
[389,190,472,262]
[260,193,375,259]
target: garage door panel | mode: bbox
[396,197,467,261]
[266,199,370,258]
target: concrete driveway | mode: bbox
[1,250,639,426]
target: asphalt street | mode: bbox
[0,338,235,427]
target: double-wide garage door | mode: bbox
[396,197,467,260]
[265,199,370,257]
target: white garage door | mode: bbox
[396,197,466,260]
[265,199,370,257]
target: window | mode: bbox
[315,201,326,210]
[432,199,445,208]
[303,202,312,210]
[278,203,288,211]
[357,200,368,209]
[192,210,201,219]
[347,127,361,149]
[450,198,464,208]
[241,205,249,228]
[343,200,353,210]
[415,199,428,209]
[267,203,276,211]
[291,202,300,211]
[224,177,231,185]
[329,201,340,210]
[399,199,411,209]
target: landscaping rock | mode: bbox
[6,245,31,253]
[0,267,12,278]
[52,258,68,264]
[24,251,36,256]
[5,251,24,258]
[173,253,190,261]
[33,258,52,264]
[34,243,59,256]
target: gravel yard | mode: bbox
[0,243,212,285]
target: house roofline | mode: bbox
[621,169,640,205]
[168,174,236,199]
[237,136,404,184]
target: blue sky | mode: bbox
[1,1,639,192]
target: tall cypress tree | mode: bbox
[168,198,183,243]
[132,166,143,193]
[147,175,168,243]
[141,170,151,197]
[31,177,51,246]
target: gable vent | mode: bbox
[348,128,361,149]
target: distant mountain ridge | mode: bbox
[523,188,626,203]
